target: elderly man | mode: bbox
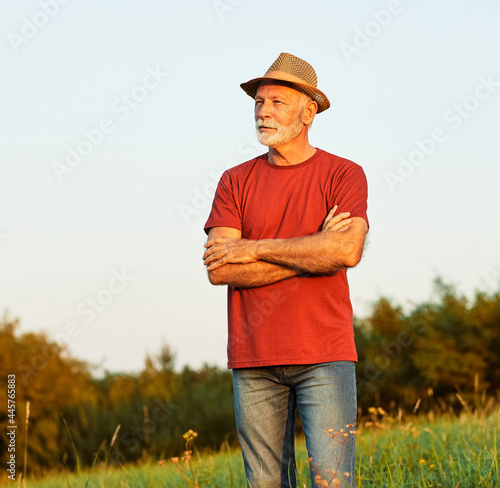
[203,53,368,488]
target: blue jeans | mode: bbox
[233,361,357,488]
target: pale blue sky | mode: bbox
[1,0,499,373]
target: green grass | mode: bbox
[2,409,499,488]
[356,408,500,487]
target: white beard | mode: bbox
[255,112,304,148]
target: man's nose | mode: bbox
[256,100,272,119]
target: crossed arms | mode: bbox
[203,206,368,288]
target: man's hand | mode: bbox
[322,205,352,232]
[203,237,258,271]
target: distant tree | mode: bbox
[355,279,500,411]
[0,314,96,473]
[356,298,413,407]
[410,280,488,400]
[470,289,500,392]
[139,343,177,401]
[176,364,236,447]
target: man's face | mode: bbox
[254,82,309,148]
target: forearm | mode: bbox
[208,260,299,288]
[255,227,363,274]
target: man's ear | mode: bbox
[303,99,318,125]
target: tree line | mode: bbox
[1,278,499,475]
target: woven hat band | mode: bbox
[262,70,314,87]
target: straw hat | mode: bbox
[240,52,330,113]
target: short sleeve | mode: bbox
[331,162,369,228]
[204,170,242,234]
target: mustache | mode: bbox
[256,119,280,129]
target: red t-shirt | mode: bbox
[204,149,369,369]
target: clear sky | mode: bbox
[1,0,499,374]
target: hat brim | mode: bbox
[240,73,330,113]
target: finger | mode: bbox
[322,205,338,230]
[324,221,349,232]
[204,238,223,248]
[203,246,223,261]
[202,247,215,260]
[203,240,228,254]
[328,220,351,232]
[328,212,350,224]
[333,211,350,220]
[204,254,219,267]
[323,213,351,231]
[204,249,227,265]
[207,259,224,271]
[326,205,338,219]
[332,218,351,229]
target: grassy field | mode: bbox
[2,408,499,488]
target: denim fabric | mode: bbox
[233,362,357,488]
